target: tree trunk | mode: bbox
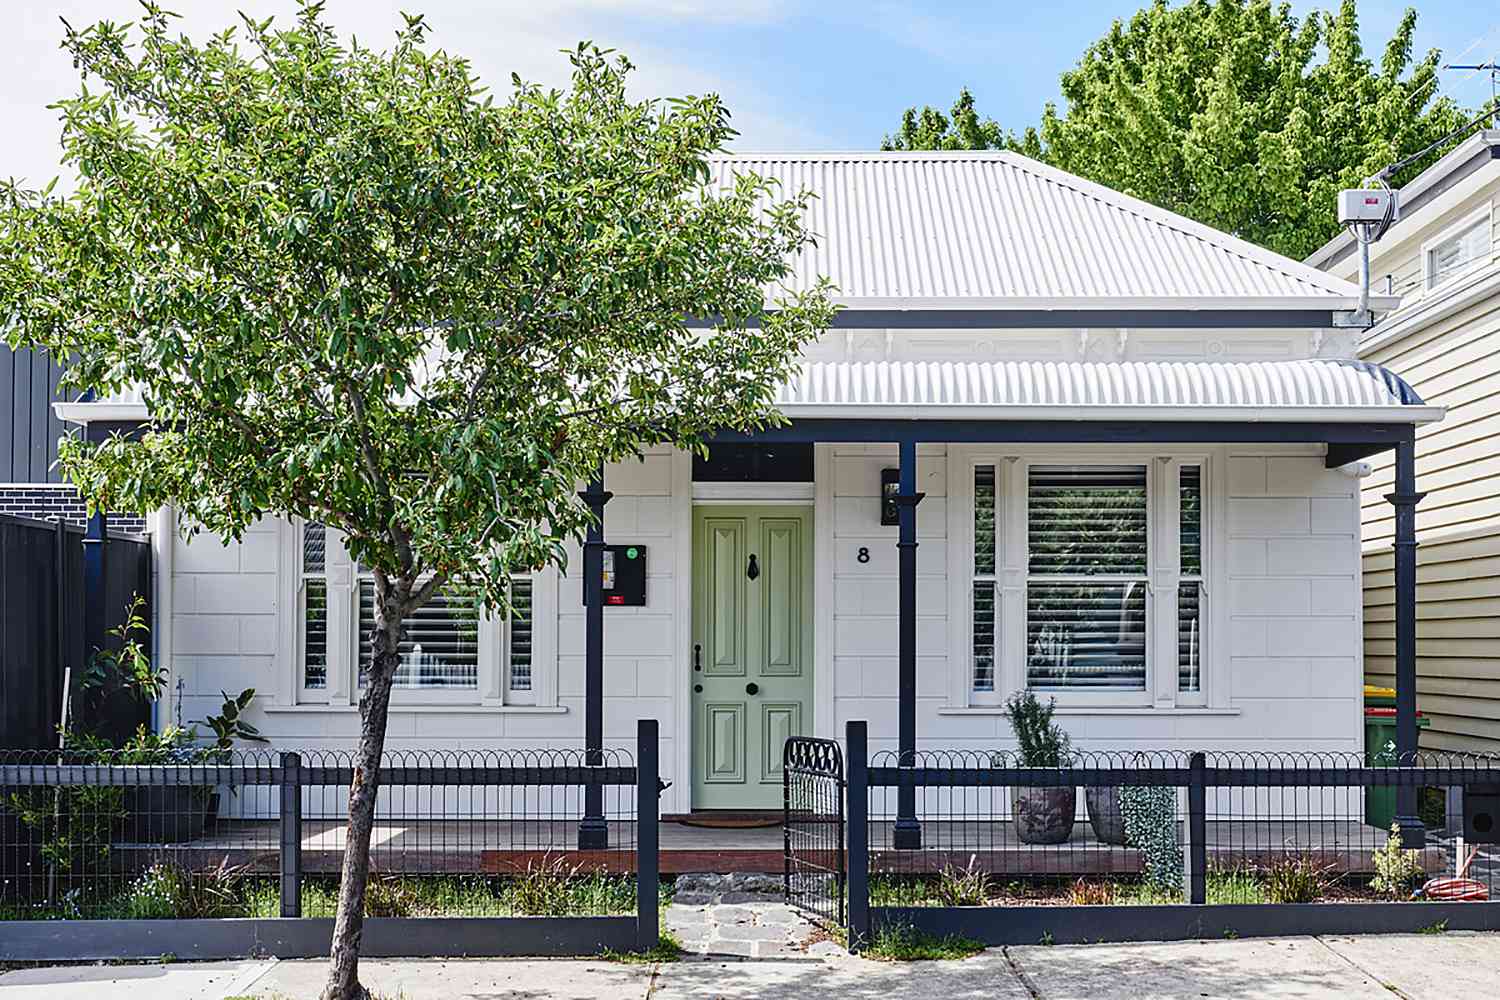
[321,573,408,1000]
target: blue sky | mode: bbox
[5,1,1500,186]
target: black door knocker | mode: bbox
[746,553,760,580]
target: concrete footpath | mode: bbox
[3,916,1497,999]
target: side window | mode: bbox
[301,522,328,691]
[1178,465,1203,694]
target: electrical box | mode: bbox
[1463,784,1499,845]
[587,544,647,606]
[1338,188,1399,226]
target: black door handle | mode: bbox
[745,682,759,696]
[746,553,760,580]
[693,643,702,672]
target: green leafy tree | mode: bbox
[885,0,1471,259]
[0,4,831,997]
[881,87,1018,152]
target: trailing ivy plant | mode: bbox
[0,6,832,997]
[1120,782,1183,895]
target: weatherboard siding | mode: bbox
[1362,287,1500,754]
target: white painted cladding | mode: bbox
[167,441,1362,817]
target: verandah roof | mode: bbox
[771,359,1441,424]
[56,358,1441,428]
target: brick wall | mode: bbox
[0,485,148,534]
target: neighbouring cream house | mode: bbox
[1308,130,1500,755]
[58,152,1440,824]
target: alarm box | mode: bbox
[585,544,647,606]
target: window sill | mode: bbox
[939,706,1241,717]
[267,704,568,715]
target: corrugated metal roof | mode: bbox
[709,152,1386,310]
[773,359,1441,423]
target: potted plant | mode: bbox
[117,724,214,845]
[1086,783,1129,846]
[1004,691,1076,844]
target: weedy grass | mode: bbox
[863,923,985,961]
[602,929,684,964]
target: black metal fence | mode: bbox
[0,513,152,750]
[783,736,845,927]
[0,719,661,960]
[838,722,1500,948]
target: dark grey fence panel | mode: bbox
[845,721,1500,952]
[0,721,660,960]
[0,518,63,749]
[0,513,151,749]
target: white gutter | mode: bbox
[773,403,1445,425]
[54,402,149,424]
[1359,266,1500,356]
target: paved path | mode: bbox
[6,910,1498,999]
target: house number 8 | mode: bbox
[856,546,870,563]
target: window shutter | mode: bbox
[1026,465,1149,691]
[972,465,997,692]
[301,523,327,690]
[1178,465,1203,693]
[358,581,481,689]
[508,578,534,692]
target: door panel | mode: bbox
[704,519,746,677]
[760,702,801,784]
[760,518,802,677]
[704,703,745,783]
[692,505,813,810]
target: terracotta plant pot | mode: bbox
[1011,785,1077,844]
[1085,785,1128,845]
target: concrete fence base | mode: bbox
[0,915,637,962]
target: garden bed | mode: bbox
[0,869,672,922]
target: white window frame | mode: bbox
[279,519,556,708]
[948,447,1214,711]
[1422,206,1492,291]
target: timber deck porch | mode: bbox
[110,818,1449,876]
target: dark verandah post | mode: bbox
[635,718,659,951]
[280,750,303,917]
[1187,751,1206,904]
[1387,437,1426,848]
[892,438,924,850]
[845,720,870,951]
[579,467,612,850]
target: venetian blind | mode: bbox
[1026,465,1148,691]
[357,581,481,689]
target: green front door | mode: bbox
[691,505,814,810]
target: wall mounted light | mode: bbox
[881,468,900,526]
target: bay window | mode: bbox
[964,454,1210,708]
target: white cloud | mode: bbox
[0,1,827,189]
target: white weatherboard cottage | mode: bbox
[60,152,1440,820]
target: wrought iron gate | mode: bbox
[783,736,846,926]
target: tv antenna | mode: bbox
[1444,61,1499,125]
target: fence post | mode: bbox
[846,720,870,952]
[1188,751,1206,906]
[280,751,302,918]
[636,719,660,952]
